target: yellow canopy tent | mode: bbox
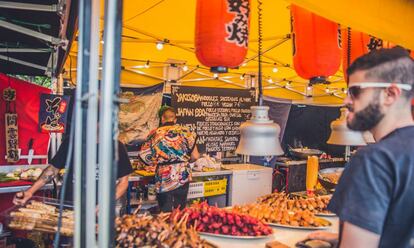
[63,0,413,106]
[289,0,414,51]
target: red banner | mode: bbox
[0,74,51,165]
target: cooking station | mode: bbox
[273,148,346,193]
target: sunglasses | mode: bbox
[347,82,412,99]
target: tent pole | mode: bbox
[85,0,100,247]
[98,0,123,247]
[74,0,91,246]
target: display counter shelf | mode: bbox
[201,216,339,248]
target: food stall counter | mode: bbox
[201,217,339,248]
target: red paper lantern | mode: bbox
[291,5,341,84]
[342,29,371,79]
[343,30,414,78]
[195,0,251,73]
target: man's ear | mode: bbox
[383,85,402,106]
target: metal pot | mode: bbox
[289,148,323,159]
[318,167,344,190]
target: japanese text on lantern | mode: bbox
[5,113,19,162]
[225,0,249,47]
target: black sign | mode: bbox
[171,86,256,153]
[39,94,71,133]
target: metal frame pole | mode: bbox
[74,0,91,247]
[0,54,48,71]
[98,0,123,247]
[85,0,100,246]
[0,1,58,12]
[0,20,63,45]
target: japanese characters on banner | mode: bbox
[225,0,250,47]
[0,74,51,165]
[195,0,250,69]
[3,87,19,163]
[38,94,70,133]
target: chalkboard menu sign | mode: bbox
[171,86,256,153]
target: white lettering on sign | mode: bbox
[172,86,255,153]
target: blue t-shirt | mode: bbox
[328,126,414,248]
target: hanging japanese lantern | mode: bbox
[291,5,341,84]
[343,29,414,79]
[195,0,251,73]
[342,29,371,79]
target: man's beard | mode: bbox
[346,100,384,131]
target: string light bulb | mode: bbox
[306,85,313,97]
[156,41,164,50]
[213,73,218,78]
[325,87,330,93]
[242,62,247,67]
[267,78,273,83]
[182,65,188,72]
[240,74,245,80]
[144,61,150,68]
[272,64,278,73]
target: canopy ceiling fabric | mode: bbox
[64,0,413,105]
[0,0,78,76]
[288,0,414,51]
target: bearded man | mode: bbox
[309,47,414,248]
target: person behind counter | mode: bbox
[138,106,200,212]
[309,47,414,247]
[13,138,133,205]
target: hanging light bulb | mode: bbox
[242,62,247,67]
[267,78,273,83]
[343,88,348,94]
[213,73,218,78]
[286,81,291,87]
[240,74,245,80]
[306,85,313,96]
[144,61,150,68]
[182,65,189,72]
[272,64,278,73]
[325,87,330,93]
[156,41,164,50]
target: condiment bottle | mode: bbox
[306,155,319,196]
